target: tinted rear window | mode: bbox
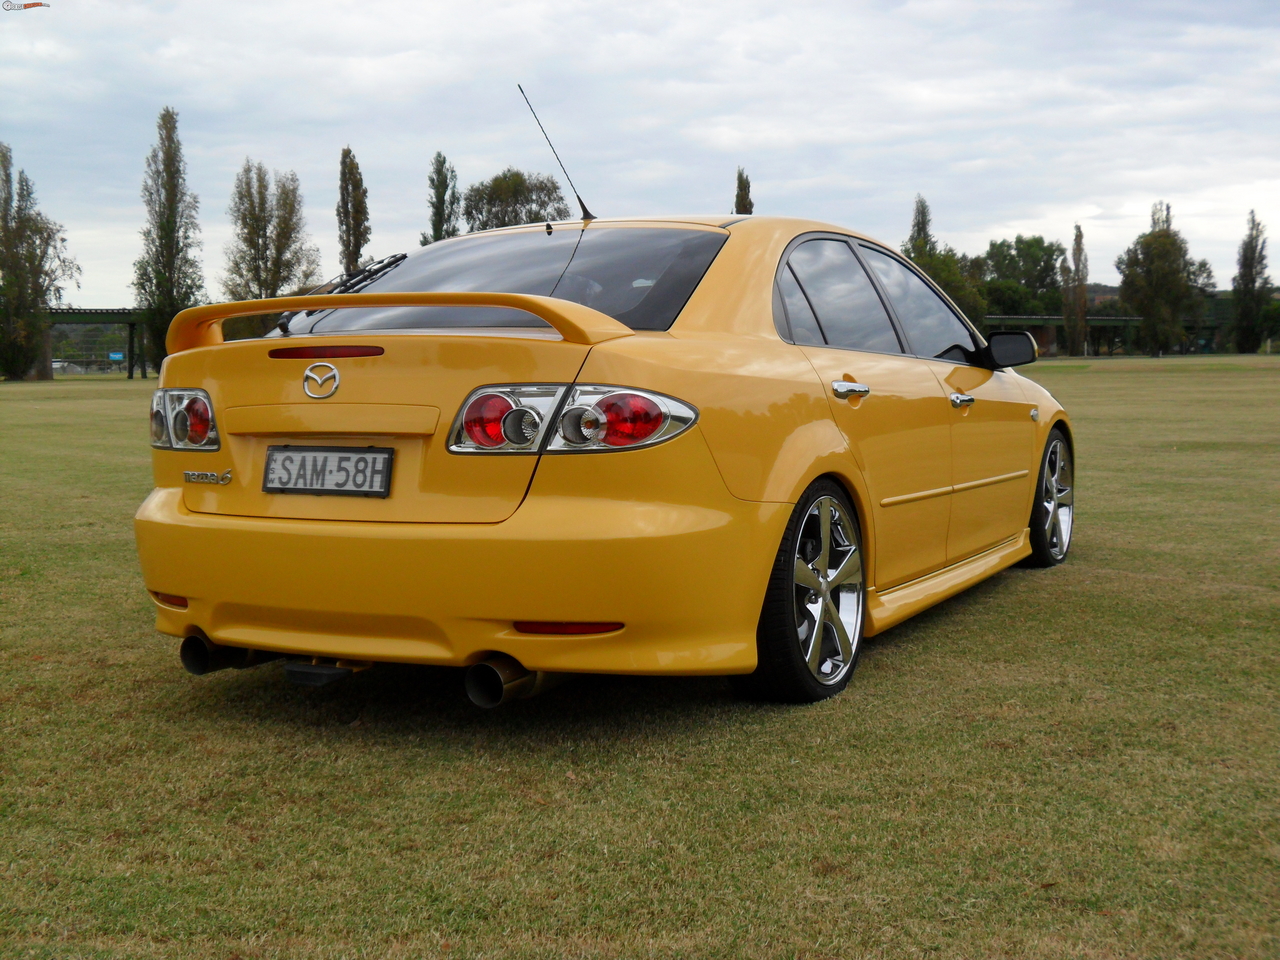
[295,226,728,334]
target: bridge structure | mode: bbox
[45,306,150,378]
[33,306,1226,376]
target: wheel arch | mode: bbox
[1047,415,1074,459]
[793,465,878,590]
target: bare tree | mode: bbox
[0,143,80,380]
[420,151,461,245]
[1232,210,1272,354]
[336,146,370,274]
[733,167,754,215]
[1060,224,1089,356]
[133,107,204,369]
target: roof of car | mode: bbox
[529,215,888,248]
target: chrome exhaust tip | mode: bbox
[464,654,563,708]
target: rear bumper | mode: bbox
[135,433,789,675]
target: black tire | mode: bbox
[1027,428,1074,567]
[733,479,866,703]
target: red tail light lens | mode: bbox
[152,388,219,451]
[598,393,664,446]
[175,396,212,445]
[463,393,514,447]
[449,385,695,454]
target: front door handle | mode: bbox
[950,392,976,408]
[832,381,871,400]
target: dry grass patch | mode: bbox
[1,357,1278,959]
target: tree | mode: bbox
[132,107,204,369]
[335,146,370,274]
[1115,202,1214,355]
[0,143,79,380]
[984,234,1066,301]
[900,195,988,324]
[1231,210,1272,354]
[223,159,321,302]
[461,168,569,232]
[903,194,938,262]
[1059,224,1089,356]
[733,167,753,215]
[420,151,461,245]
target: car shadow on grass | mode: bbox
[156,562,1060,748]
[166,658,800,750]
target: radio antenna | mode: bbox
[518,84,595,222]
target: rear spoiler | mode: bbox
[165,292,636,355]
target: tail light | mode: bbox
[544,385,696,453]
[447,384,697,454]
[150,389,220,451]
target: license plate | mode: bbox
[263,446,394,498]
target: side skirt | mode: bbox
[863,529,1031,637]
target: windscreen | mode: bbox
[291,225,728,335]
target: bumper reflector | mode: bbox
[152,591,189,609]
[513,621,623,635]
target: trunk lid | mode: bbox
[162,332,588,522]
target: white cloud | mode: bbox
[0,0,1276,305]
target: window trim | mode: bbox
[853,241,989,367]
[771,232,908,357]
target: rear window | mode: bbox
[291,225,728,335]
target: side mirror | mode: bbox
[986,330,1037,368]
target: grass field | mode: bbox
[2,356,1277,959]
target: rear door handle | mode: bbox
[950,392,975,407]
[832,381,871,400]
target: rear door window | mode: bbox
[786,239,901,353]
[859,246,979,363]
[776,266,825,345]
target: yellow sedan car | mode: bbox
[135,216,1073,706]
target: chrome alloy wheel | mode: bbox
[1041,437,1074,561]
[791,496,864,686]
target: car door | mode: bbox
[777,236,954,590]
[858,244,1036,563]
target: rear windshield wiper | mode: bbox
[325,252,409,296]
[276,253,409,334]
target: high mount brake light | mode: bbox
[268,345,384,359]
[448,384,697,454]
[150,389,220,451]
[513,621,624,635]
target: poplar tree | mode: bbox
[420,151,461,245]
[0,143,79,380]
[1232,211,1272,354]
[901,195,988,324]
[223,160,321,301]
[133,107,204,368]
[223,160,321,338]
[1060,224,1089,356]
[733,167,754,215]
[336,146,370,274]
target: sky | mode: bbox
[2,0,1278,307]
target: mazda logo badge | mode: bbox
[303,362,340,399]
